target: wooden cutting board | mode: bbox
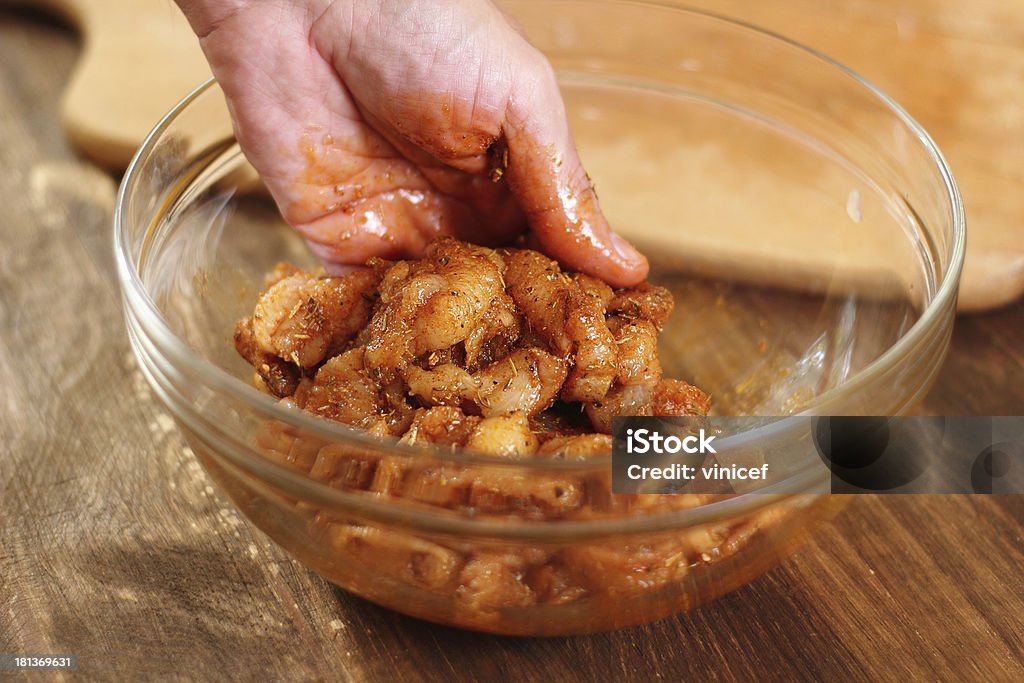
[9,0,1023,312]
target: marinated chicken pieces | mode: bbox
[236,238,728,625]
[236,237,709,448]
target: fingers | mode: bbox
[355,105,528,245]
[293,189,472,263]
[501,57,649,288]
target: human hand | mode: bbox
[176,0,648,286]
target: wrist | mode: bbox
[174,0,248,39]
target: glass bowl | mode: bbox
[114,0,964,635]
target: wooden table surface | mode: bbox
[2,8,1023,682]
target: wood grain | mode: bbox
[1,8,1022,683]
[685,0,1024,312]
[4,0,211,169]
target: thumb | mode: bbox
[501,58,649,288]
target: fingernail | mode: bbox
[610,232,644,264]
